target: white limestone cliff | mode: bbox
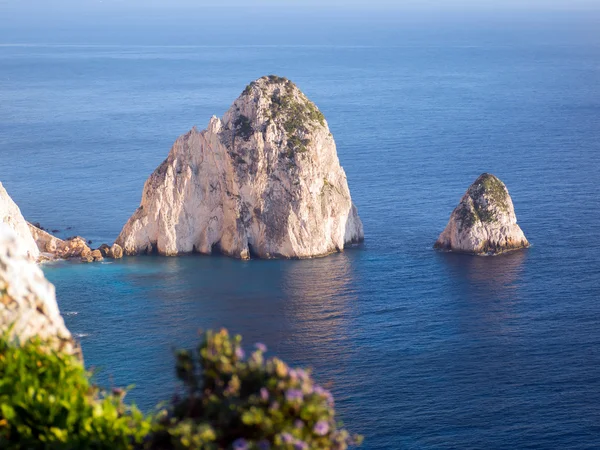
[0,225,78,355]
[434,173,529,255]
[0,182,40,261]
[117,75,364,259]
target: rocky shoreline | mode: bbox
[1,181,123,264]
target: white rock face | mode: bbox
[0,225,78,355]
[0,182,40,261]
[434,173,529,255]
[117,76,364,259]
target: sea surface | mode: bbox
[1,12,600,449]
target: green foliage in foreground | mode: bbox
[0,335,151,449]
[0,330,361,449]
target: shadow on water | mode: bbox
[434,248,529,339]
[436,249,528,300]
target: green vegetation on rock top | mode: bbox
[453,174,512,228]
[269,87,325,156]
[238,76,328,163]
[456,173,511,225]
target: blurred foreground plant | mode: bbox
[0,333,151,449]
[148,329,362,450]
[0,329,361,449]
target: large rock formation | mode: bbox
[434,173,529,255]
[117,75,363,259]
[0,225,78,356]
[0,182,40,261]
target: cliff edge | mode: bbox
[0,225,78,356]
[0,182,40,261]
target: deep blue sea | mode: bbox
[1,9,600,449]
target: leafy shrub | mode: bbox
[147,329,362,450]
[0,330,360,449]
[0,334,151,450]
[266,75,288,85]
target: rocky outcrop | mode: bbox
[96,243,123,259]
[28,224,92,261]
[98,244,111,257]
[117,75,363,259]
[0,182,40,261]
[109,243,123,259]
[434,173,529,255]
[90,250,103,262]
[0,225,78,356]
[1,182,109,264]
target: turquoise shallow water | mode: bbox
[2,13,600,449]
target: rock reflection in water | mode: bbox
[437,249,528,337]
[439,250,527,298]
[279,252,358,384]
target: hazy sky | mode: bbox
[2,0,600,11]
[1,0,598,45]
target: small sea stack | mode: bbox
[434,173,529,255]
[117,75,364,259]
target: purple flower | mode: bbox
[296,368,308,380]
[285,389,303,402]
[257,440,271,450]
[314,386,334,406]
[232,438,249,450]
[294,419,304,429]
[235,346,245,359]
[314,420,330,436]
[260,387,269,401]
[294,441,309,450]
[281,432,294,444]
[255,342,267,353]
[289,369,298,380]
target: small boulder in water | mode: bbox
[109,243,123,259]
[98,244,111,257]
[57,236,91,259]
[90,249,103,262]
[434,173,529,255]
